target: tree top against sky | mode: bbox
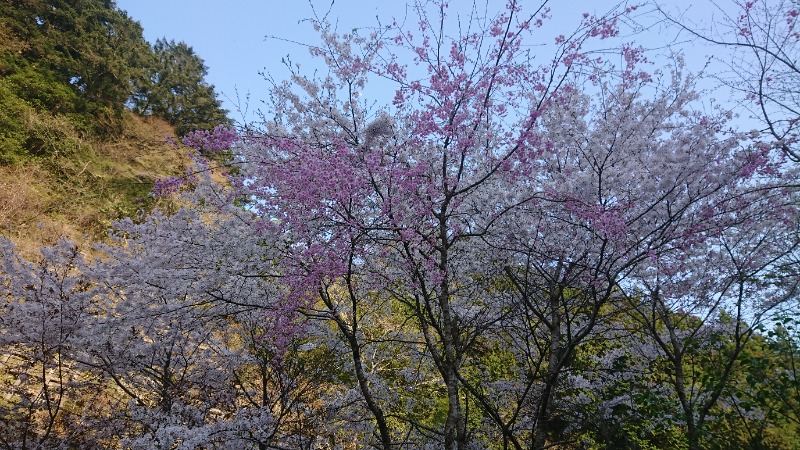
[116,0,733,125]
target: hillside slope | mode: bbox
[0,112,189,256]
[0,0,230,256]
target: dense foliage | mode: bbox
[0,1,798,450]
[0,0,229,164]
[130,38,230,136]
[0,0,229,252]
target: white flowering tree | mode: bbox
[0,240,98,449]
[660,0,800,162]
[233,1,797,449]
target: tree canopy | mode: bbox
[0,0,229,163]
[131,38,231,136]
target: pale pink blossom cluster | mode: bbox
[181,125,238,153]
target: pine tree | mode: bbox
[132,38,230,135]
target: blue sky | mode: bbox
[115,0,411,122]
[115,1,718,125]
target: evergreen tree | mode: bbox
[0,0,152,134]
[132,38,230,135]
[0,0,228,142]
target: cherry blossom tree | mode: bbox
[235,1,644,447]
[0,239,98,449]
[622,181,799,450]
[660,0,800,162]
[233,1,797,449]
[79,177,326,449]
[0,171,325,449]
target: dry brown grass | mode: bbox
[0,111,190,258]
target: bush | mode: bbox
[0,80,32,165]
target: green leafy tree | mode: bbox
[0,0,152,135]
[132,38,230,135]
[728,317,800,449]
